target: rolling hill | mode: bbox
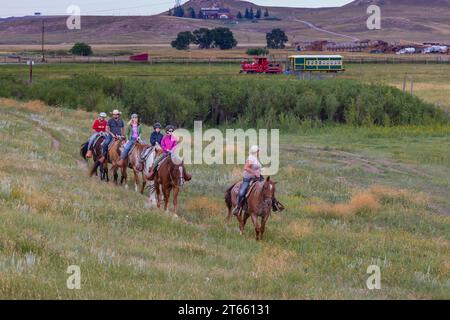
[0,0,449,45]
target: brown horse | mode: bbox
[126,142,158,194]
[225,177,277,241]
[152,153,192,215]
[104,137,128,186]
[80,136,107,181]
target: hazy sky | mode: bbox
[1,1,354,18]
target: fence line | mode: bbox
[1,54,449,65]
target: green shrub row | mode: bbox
[0,74,447,128]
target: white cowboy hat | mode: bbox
[111,109,122,115]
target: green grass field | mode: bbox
[1,63,450,112]
[0,98,449,299]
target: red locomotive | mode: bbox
[240,57,283,74]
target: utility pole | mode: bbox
[28,60,34,84]
[41,19,45,62]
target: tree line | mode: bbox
[171,27,288,50]
[171,28,237,50]
[168,6,270,20]
[1,74,446,128]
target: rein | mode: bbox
[167,160,184,187]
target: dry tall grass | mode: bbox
[305,185,430,218]
[306,191,380,218]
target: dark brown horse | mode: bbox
[104,137,128,186]
[80,137,107,181]
[225,177,277,241]
[152,153,192,216]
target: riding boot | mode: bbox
[272,197,285,212]
[232,205,241,216]
[86,150,93,158]
[233,197,243,216]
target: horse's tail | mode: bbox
[225,184,235,210]
[80,142,89,161]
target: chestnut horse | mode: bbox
[104,137,128,186]
[152,153,192,215]
[80,136,107,181]
[225,177,277,241]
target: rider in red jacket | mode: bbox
[86,112,107,158]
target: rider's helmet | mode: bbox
[131,113,138,119]
[153,122,162,129]
[99,112,107,118]
[250,145,260,155]
[166,125,175,132]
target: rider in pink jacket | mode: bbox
[148,125,177,180]
[160,130,177,154]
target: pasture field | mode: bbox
[1,62,449,112]
[0,98,449,299]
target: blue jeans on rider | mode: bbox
[87,133,99,150]
[102,134,113,156]
[120,137,136,160]
[237,175,264,206]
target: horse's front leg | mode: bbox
[103,162,109,182]
[155,181,161,209]
[147,181,157,207]
[110,165,118,185]
[163,187,171,212]
[132,169,139,192]
[140,173,147,195]
[121,166,128,187]
[250,213,261,241]
[260,213,270,241]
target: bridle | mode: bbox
[260,181,274,211]
[168,161,185,187]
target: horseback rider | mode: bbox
[147,125,178,181]
[233,145,284,216]
[233,145,264,215]
[117,113,143,167]
[150,122,164,147]
[99,109,125,164]
[86,112,107,158]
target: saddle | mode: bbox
[235,179,285,214]
[99,135,118,152]
[156,154,169,171]
[140,146,153,161]
[134,146,154,171]
[245,180,259,199]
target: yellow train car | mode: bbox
[289,55,345,72]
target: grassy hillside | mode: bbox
[1,0,449,44]
[0,98,449,299]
